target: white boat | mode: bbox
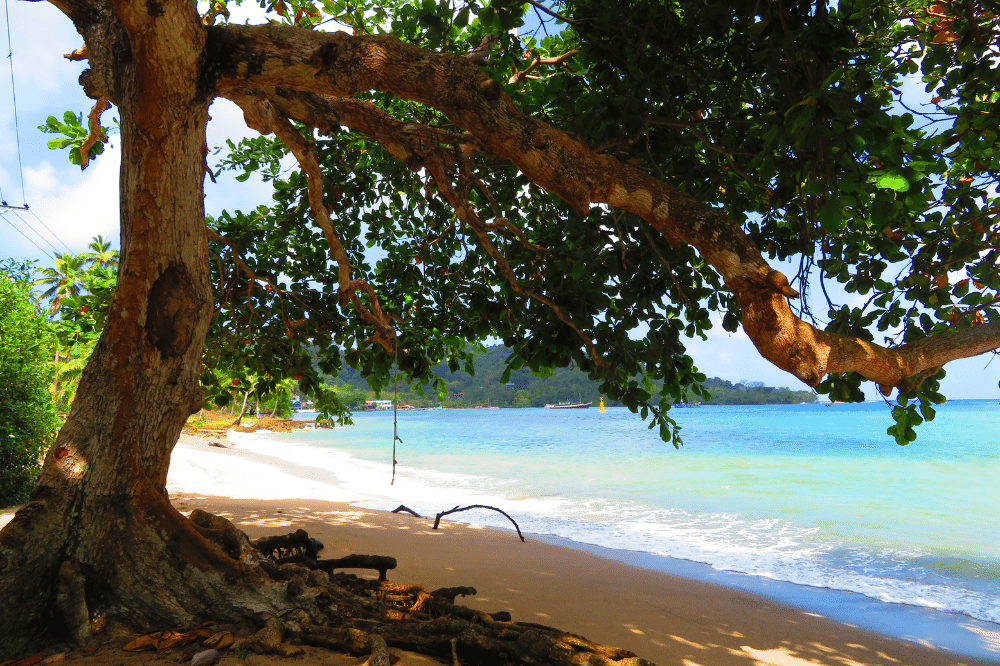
[544,402,592,409]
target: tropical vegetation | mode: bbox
[326,345,818,408]
[0,261,61,506]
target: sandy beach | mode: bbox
[2,432,998,666]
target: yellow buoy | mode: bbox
[599,396,606,413]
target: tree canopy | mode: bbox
[171,0,1000,445]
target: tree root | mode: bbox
[110,510,652,666]
[189,509,262,563]
[242,614,304,657]
[251,529,318,562]
[55,561,90,644]
[307,555,398,581]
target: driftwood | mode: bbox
[433,505,526,542]
[181,511,654,666]
[391,505,422,518]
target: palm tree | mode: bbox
[52,339,96,412]
[33,252,88,313]
[83,235,119,269]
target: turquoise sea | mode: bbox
[238,399,999,654]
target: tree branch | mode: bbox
[226,90,397,353]
[231,89,600,364]
[522,0,574,25]
[80,96,111,170]
[508,48,579,85]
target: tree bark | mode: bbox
[233,390,250,426]
[0,0,278,657]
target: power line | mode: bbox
[3,0,26,206]
[1,211,48,255]
[28,208,75,254]
[6,208,64,256]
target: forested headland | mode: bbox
[324,345,817,409]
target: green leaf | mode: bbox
[876,173,909,192]
[47,138,75,150]
[818,197,843,229]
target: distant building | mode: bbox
[364,399,394,410]
[451,392,465,400]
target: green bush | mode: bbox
[0,272,61,507]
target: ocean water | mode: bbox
[238,400,1000,639]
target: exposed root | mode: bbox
[189,509,262,564]
[118,510,656,666]
[251,529,318,562]
[243,614,304,656]
[55,561,90,644]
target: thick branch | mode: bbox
[79,96,111,170]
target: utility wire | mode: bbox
[28,208,75,254]
[8,208,64,256]
[3,0,26,206]
[2,212,48,255]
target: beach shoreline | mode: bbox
[169,431,1000,665]
[2,431,997,665]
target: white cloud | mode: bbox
[11,147,121,262]
[204,98,284,217]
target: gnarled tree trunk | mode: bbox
[0,2,276,657]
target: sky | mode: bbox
[1,2,997,401]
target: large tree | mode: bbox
[2,0,999,657]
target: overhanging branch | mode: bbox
[226,90,397,353]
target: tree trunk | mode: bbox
[233,391,250,426]
[0,2,276,657]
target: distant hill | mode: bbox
[700,377,817,405]
[323,345,817,408]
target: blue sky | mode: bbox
[2,2,997,400]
